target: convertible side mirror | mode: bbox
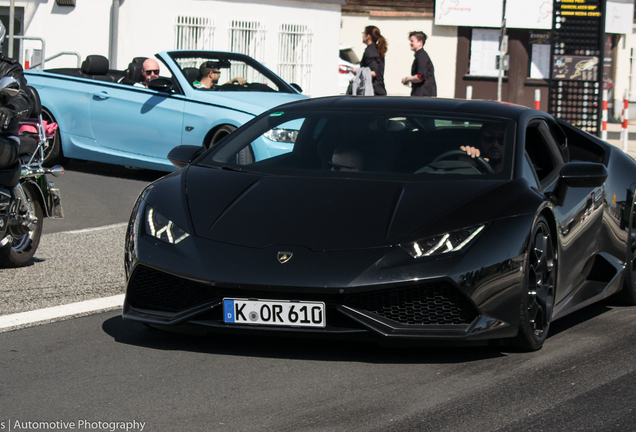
[290,83,303,94]
[552,162,607,206]
[167,145,205,169]
[148,78,174,93]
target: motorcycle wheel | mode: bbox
[0,184,44,268]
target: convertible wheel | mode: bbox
[512,215,556,351]
[207,125,236,148]
[41,108,68,167]
[207,125,254,165]
[614,200,636,305]
[0,184,44,268]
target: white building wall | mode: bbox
[2,0,112,69]
[340,15,457,97]
[116,0,341,96]
[5,0,341,97]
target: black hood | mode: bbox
[184,166,537,251]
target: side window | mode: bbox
[525,121,562,185]
[522,153,540,190]
[248,119,304,163]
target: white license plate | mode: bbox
[223,298,326,328]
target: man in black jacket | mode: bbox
[401,31,437,97]
[0,21,32,169]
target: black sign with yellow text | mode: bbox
[548,0,604,136]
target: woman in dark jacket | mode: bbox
[358,25,388,96]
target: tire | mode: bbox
[41,108,68,167]
[613,200,636,305]
[207,125,236,149]
[0,184,44,268]
[511,215,557,351]
[206,124,254,165]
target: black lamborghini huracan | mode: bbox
[122,96,636,351]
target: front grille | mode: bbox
[344,283,478,325]
[127,265,220,313]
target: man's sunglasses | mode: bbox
[328,161,357,171]
[481,131,505,144]
[143,69,160,75]
[211,70,221,75]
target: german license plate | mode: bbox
[223,298,325,328]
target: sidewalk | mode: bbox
[603,122,636,160]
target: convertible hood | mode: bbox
[185,166,538,251]
[196,92,306,116]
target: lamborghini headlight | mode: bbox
[401,225,485,259]
[145,205,190,245]
[263,128,298,143]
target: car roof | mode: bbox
[268,96,546,122]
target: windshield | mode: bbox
[168,51,289,93]
[199,109,515,180]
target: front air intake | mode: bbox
[344,283,478,325]
[127,265,220,313]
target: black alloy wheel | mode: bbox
[0,184,44,268]
[513,215,556,351]
[614,200,636,305]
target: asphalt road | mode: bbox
[1,161,165,316]
[1,161,636,431]
[1,302,635,431]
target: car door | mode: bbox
[524,119,604,304]
[88,83,185,161]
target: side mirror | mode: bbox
[167,145,205,169]
[552,162,607,206]
[148,78,174,93]
[290,83,303,94]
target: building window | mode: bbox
[174,16,214,50]
[229,20,266,60]
[277,23,313,93]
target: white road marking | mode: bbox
[63,222,128,234]
[0,294,124,331]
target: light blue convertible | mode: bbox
[24,50,307,171]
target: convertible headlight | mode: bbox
[264,128,298,143]
[401,225,485,259]
[145,205,190,245]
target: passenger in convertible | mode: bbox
[459,122,506,173]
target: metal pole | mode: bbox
[622,89,629,152]
[8,0,14,58]
[497,0,507,102]
[109,0,120,69]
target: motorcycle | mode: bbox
[0,76,63,267]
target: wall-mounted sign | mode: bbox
[469,28,501,77]
[605,0,635,34]
[506,0,553,29]
[552,55,600,80]
[548,0,604,136]
[435,0,503,27]
[530,31,551,79]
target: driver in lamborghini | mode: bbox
[460,122,506,174]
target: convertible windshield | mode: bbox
[169,52,284,92]
[199,109,515,179]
